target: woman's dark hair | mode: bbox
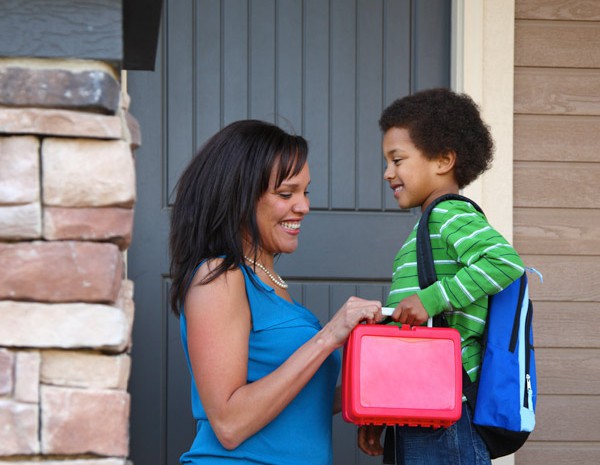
[379,88,494,188]
[169,120,308,315]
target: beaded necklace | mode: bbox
[244,256,289,289]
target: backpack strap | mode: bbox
[416,193,484,406]
[416,193,484,288]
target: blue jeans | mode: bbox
[394,403,491,465]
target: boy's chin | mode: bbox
[396,198,413,210]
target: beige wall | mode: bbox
[513,1,600,464]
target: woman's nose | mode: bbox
[293,195,310,214]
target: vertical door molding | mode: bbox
[452,4,518,464]
[452,0,515,243]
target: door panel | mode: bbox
[128,1,450,464]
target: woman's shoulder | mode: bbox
[185,258,250,319]
[189,257,246,291]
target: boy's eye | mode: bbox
[393,159,402,166]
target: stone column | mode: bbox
[0,58,139,465]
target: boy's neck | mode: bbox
[422,186,460,212]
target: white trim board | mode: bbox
[452,0,515,244]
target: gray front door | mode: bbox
[128,1,450,464]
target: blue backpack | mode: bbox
[416,194,538,459]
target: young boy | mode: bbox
[358,88,525,465]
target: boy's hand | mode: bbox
[391,294,429,326]
[357,424,385,456]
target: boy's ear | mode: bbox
[436,150,456,174]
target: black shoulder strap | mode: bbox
[416,193,484,289]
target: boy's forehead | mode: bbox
[383,127,414,146]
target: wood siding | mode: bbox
[514,1,600,463]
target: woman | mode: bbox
[170,120,382,464]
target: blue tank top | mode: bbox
[179,264,341,464]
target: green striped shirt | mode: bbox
[386,199,525,382]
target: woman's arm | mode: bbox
[185,260,381,450]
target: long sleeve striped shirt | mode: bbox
[386,199,525,382]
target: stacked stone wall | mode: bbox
[0,58,138,465]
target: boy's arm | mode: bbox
[357,424,385,456]
[417,203,525,316]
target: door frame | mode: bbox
[122,1,517,463]
[453,3,517,465]
[452,0,516,244]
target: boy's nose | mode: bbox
[383,164,394,180]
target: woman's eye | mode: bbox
[393,159,402,166]
[278,192,292,199]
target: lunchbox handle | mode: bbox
[399,317,433,331]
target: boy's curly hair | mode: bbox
[379,88,494,189]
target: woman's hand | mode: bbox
[319,296,382,349]
[358,424,385,456]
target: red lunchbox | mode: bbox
[341,324,463,428]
